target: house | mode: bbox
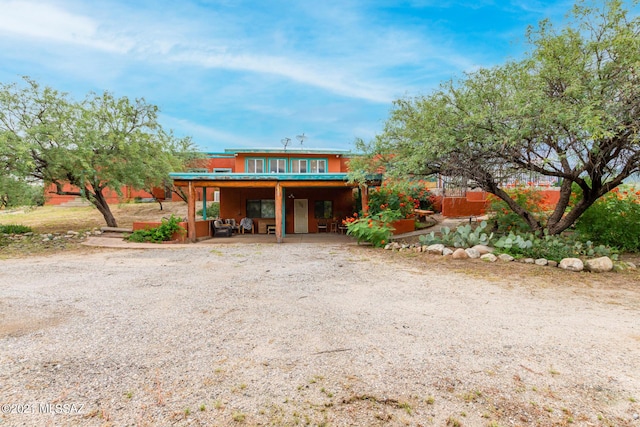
[169,148,379,242]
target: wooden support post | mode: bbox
[360,184,369,215]
[275,182,283,243]
[187,181,197,242]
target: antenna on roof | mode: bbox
[281,137,291,151]
[296,133,307,146]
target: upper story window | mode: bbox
[291,159,307,173]
[310,159,326,173]
[269,158,286,173]
[247,158,264,173]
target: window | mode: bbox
[247,158,264,173]
[310,159,326,173]
[291,159,307,173]
[314,201,333,219]
[246,199,276,218]
[269,158,286,173]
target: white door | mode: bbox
[294,199,308,233]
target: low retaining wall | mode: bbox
[132,220,214,242]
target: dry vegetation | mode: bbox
[0,201,188,234]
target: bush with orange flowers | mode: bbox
[343,209,403,247]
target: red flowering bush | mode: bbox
[367,181,433,219]
[343,209,403,247]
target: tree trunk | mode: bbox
[88,187,118,227]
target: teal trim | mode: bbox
[224,148,353,155]
[202,187,207,220]
[170,172,352,181]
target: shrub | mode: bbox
[488,187,548,233]
[197,202,220,219]
[127,215,186,243]
[493,230,616,262]
[574,186,640,252]
[419,220,494,248]
[0,224,33,234]
[344,209,403,247]
[367,181,432,219]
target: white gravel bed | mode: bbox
[0,242,639,426]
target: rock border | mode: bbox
[383,242,637,273]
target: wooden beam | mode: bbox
[275,182,283,243]
[187,181,196,242]
[360,184,369,215]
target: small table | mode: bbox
[266,225,276,234]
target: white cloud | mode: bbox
[0,0,133,53]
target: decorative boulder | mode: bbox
[548,260,558,268]
[480,253,497,262]
[465,248,481,259]
[498,254,515,262]
[452,248,469,259]
[471,245,493,255]
[426,244,446,255]
[534,258,548,266]
[585,256,613,273]
[442,248,454,256]
[559,258,584,272]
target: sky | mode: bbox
[0,0,580,153]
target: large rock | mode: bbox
[498,253,514,262]
[585,256,613,273]
[452,248,469,259]
[471,245,493,255]
[426,244,445,255]
[559,258,584,272]
[480,253,497,262]
[465,248,481,259]
[442,248,454,256]
[534,258,548,266]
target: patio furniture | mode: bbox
[317,219,328,233]
[224,218,239,233]
[213,220,233,237]
[239,217,255,234]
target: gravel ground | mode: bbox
[1,241,639,426]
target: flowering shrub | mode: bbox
[574,186,640,252]
[488,187,548,233]
[344,209,403,247]
[367,181,433,219]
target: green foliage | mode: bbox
[0,176,44,208]
[0,77,196,227]
[367,180,433,218]
[574,186,640,252]
[419,220,494,248]
[494,231,616,262]
[127,215,186,243]
[345,209,403,247]
[361,0,640,236]
[197,202,220,219]
[0,224,33,234]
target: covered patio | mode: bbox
[169,172,375,243]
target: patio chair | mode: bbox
[317,219,328,233]
[239,217,254,234]
[213,219,233,237]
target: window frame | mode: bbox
[269,158,287,173]
[246,158,265,173]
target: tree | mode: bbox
[0,78,195,227]
[359,0,640,235]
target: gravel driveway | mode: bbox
[1,241,639,426]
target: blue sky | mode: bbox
[0,0,578,153]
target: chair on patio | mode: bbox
[213,219,233,237]
[317,218,328,233]
[239,217,254,234]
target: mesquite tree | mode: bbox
[359,0,640,235]
[0,78,195,227]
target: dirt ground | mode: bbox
[0,238,639,426]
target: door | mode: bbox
[294,199,308,233]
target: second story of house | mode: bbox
[189,148,353,175]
